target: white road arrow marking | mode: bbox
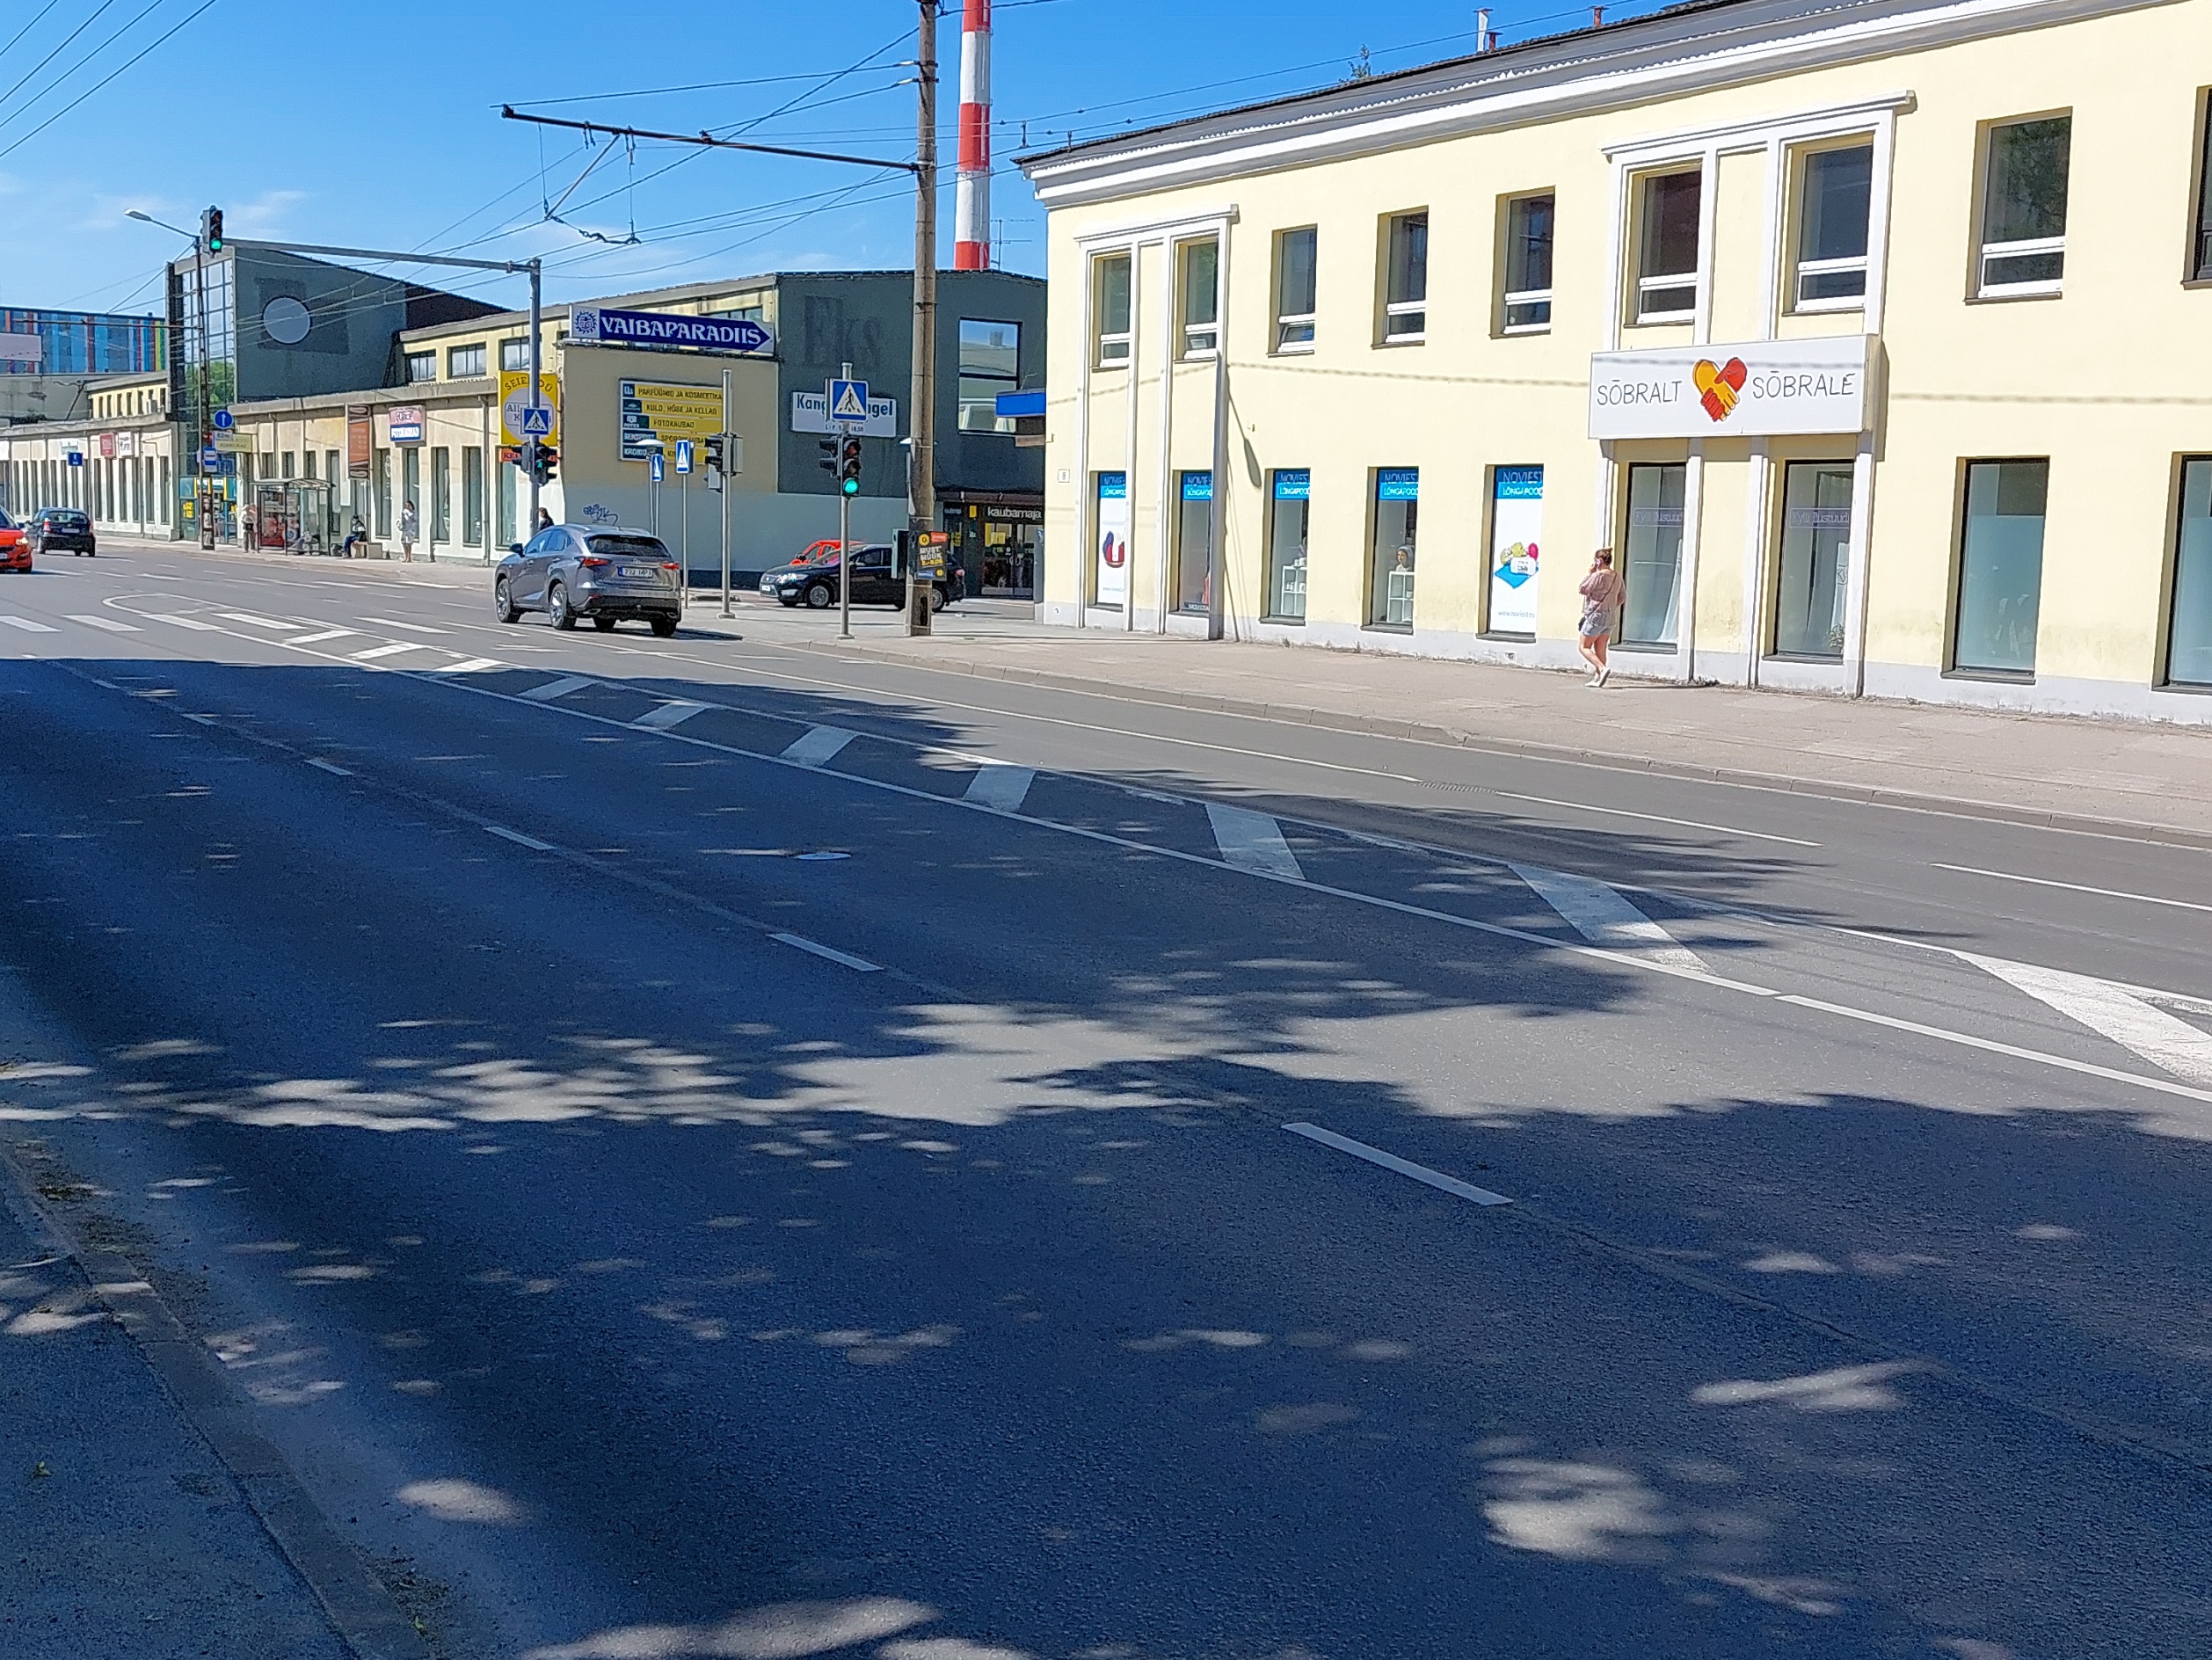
[1510,863,1708,973]
[1205,804,1304,880]
[1961,953,2212,1086]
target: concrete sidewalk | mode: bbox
[760,608,2212,845]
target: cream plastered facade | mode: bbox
[0,371,178,539]
[1025,0,2212,722]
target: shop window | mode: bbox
[1175,471,1213,613]
[1773,462,1854,658]
[500,339,532,372]
[1794,144,1873,311]
[498,452,517,547]
[2194,93,2212,280]
[1266,470,1310,619]
[1380,213,1428,343]
[1181,239,1219,357]
[1621,462,1686,645]
[375,449,392,538]
[1095,254,1131,366]
[1635,171,1701,324]
[431,448,452,543]
[1368,469,1419,627]
[463,447,484,546]
[1503,193,1554,332]
[2166,458,2212,686]
[1978,117,2070,296]
[405,351,437,382]
[1093,471,1130,608]
[447,343,486,379]
[1275,228,1318,351]
[401,448,420,535]
[1953,459,2049,674]
[957,318,1021,433]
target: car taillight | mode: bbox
[660,561,679,571]
[579,557,610,568]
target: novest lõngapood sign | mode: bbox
[571,306,773,357]
[1588,334,1876,440]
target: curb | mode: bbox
[787,638,2212,853]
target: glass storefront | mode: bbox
[1369,468,1418,627]
[1622,462,1685,646]
[1175,471,1212,613]
[1774,462,1853,658]
[1266,469,1309,620]
[1954,459,2048,674]
[2169,458,2212,687]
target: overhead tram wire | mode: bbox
[504,68,913,110]
[0,0,122,114]
[0,0,175,142]
[0,0,68,63]
[0,0,218,162]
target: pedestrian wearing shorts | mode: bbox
[1577,549,1623,687]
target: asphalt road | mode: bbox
[3,542,2210,1659]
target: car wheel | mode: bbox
[549,582,577,630]
[804,583,833,609]
[593,615,617,632]
[495,577,522,622]
[649,615,679,638]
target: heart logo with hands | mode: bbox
[1692,356,1748,422]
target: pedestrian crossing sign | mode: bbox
[828,377,870,424]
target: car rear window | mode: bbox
[48,513,88,528]
[585,535,669,559]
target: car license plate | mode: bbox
[619,564,654,579]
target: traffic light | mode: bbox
[839,433,862,498]
[704,434,724,472]
[201,206,223,253]
[528,440,557,484]
[817,437,839,477]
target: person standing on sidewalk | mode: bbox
[1577,549,1624,687]
[399,499,418,563]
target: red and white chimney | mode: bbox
[954,0,991,271]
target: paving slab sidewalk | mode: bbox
[769,616,2212,845]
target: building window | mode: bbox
[957,318,1021,433]
[1265,469,1310,620]
[1181,239,1219,356]
[1367,469,1419,626]
[1954,459,2049,674]
[708,302,765,322]
[1093,471,1130,606]
[1978,117,2070,296]
[374,449,391,538]
[499,339,532,372]
[463,447,484,546]
[1095,254,1131,366]
[405,351,437,382]
[2195,94,2212,280]
[1773,462,1854,658]
[1635,171,1701,324]
[1381,213,1428,343]
[1275,228,1318,351]
[1622,462,1686,645]
[447,344,486,379]
[1794,144,1873,311]
[400,447,420,538]
[498,453,517,548]
[1503,193,1554,332]
[431,448,452,544]
[2172,459,2212,686]
[1175,471,1213,613]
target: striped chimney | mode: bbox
[953,0,991,270]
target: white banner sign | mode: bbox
[789,391,898,439]
[1487,466,1544,636]
[1589,334,1874,440]
[1095,472,1130,607]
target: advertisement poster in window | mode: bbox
[1095,472,1130,606]
[1488,467,1544,635]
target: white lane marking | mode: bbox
[145,613,221,630]
[1284,1122,1512,1207]
[307,759,353,776]
[352,642,426,661]
[1492,789,1820,847]
[69,615,142,632]
[1961,953,2212,1086]
[1510,863,1708,973]
[771,932,882,972]
[634,700,711,730]
[219,612,302,630]
[520,675,594,703]
[1933,863,2212,916]
[782,724,857,768]
[288,629,355,644]
[360,616,447,635]
[485,826,556,852]
[433,658,504,674]
[963,762,1037,812]
[1206,804,1305,880]
[0,615,59,632]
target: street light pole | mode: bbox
[526,258,542,534]
[911,0,939,548]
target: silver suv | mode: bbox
[496,525,681,637]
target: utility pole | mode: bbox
[911,0,940,548]
[526,259,543,533]
[195,221,215,550]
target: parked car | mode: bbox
[494,524,682,637]
[758,542,955,611]
[0,510,27,572]
[25,506,93,557]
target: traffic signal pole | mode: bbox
[838,360,853,640]
[527,258,543,534]
[911,0,939,545]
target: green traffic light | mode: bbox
[841,477,860,497]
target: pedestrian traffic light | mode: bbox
[201,206,223,252]
[704,434,724,473]
[529,440,558,484]
[817,437,839,477]
[839,433,862,498]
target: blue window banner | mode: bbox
[1097,471,1128,499]
[1181,471,1213,501]
[570,305,773,357]
[1376,467,1419,501]
[1495,465,1544,500]
[1272,468,1310,500]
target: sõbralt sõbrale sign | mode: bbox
[1588,334,1876,440]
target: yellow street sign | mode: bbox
[499,370,561,447]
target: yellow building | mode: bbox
[1022,0,2212,722]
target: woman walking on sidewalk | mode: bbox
[399,499,418,563]
[1577,549,1623,687]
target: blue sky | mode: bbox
[4,0,1652,319]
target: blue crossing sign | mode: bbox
[649,450,665,483]
[827,377,870,425]
[519,404,553,437]
[673,439,693,474]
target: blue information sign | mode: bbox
[571,306,772,356]
[1271,469,1310,500]
[827,377,870,425]
[650,451,665,483]
[211,408,234,430]
[674,439,693,474]
[1377,467,1420,501]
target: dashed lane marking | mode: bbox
[519,674,594,703]
[1961,953,2212,1087]
[771,932,882,972]
[963,762,1036,812]
[1205,803,1305,880]
[485,825,556,852]
[0,615,59,632]
[781,724,858,768]
[351,643,426,661]
[1934,863,2212,916]
[68,615,142,632]
[633,699,711,730]
[1510,863,1709,974]
[307,759,353,776]
[1284,1122,1512,1207]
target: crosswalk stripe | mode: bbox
[219,612,301,630]
[963,763,1036,812]
[520,675,593,703]
[67,615,142,632]
[289,629,354,644]
[1962,952,2212,1086]
[148,614,219,630]
[361,616,447,635]
[433,658,503,674]
[1510,863,1708,973]
[351,642,425,660]
[634,700,711,730]
[0,614,58,632]
[782,725,857,768]
[1205,804,1305,881]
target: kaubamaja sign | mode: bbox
[1588,335,1876,440]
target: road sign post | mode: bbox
[720,368,734,618]
[831,365,867,640]
[675,441,692,615]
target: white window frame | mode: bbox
[1502,290,1552,333]
[1793,255,1869,312]
[1630,169,1705,325]
[1095,252,1132,368]
[1380,212,1428,345]
[1786,140,1874,314]
[1180,237,1219,359]
[1977,234,2066,299]
[1274,227,1318,354]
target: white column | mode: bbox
[1123,241,1142,633]
[1208,220,1233,643]
[1677,444,1706,683]
[1842,431,1878,695]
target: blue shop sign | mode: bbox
[1181,471,1213,501]
[1097,471,1127,499]
[571,305,773,356]
[1377,467,1419,501]
[1495,465,1544,499]
[1272,469,1310,500]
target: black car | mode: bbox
[758,542,954,611]
[26,507,95,557]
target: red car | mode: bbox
[0,510,28,572]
